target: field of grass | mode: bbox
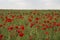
[0,10,60,40]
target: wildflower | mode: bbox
[28,18,32,22]
[45,25,49,28]
[19,32,24,37]
[41,24,45,26]
[35,17,39,21]
[17,30,21,33]
[0,24,2,27]
[41,28,46,30]
[45,32,49,35]
[20,25,24,30]
[53,22,57,26]
[0,34,3,40]
[8,26,13,31]
[49,16,53,20]
[5,18,13,22]
[15,26,19,29]
[11,15,15,19]
[57,22,60,26]
[30,23,34,28]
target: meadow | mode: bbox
[0,10,60,40]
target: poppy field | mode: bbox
[0,10,60,40]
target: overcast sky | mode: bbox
[0,0,60,9]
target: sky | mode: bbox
[0,0,60,9]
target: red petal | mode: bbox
[20,25,24,30]
[19,32,24,37]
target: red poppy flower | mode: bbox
[28,18,32,22]
[57,22,60,26]
[36,26,40,29]
[44,20,46,23]
[19,32,24,37]
[46,14,50,18]
[30,23,34,28]
[20,15,24,18]
[17,30,21,33]
[47,20,50,23]
[41,24,45,26]
[20,25,24,30]
[49,25,53,28]
[5,16,8,19]
[30,15,33,19]
[41,28,46,30]
[0,16,4,21]
[11,15,15,19]
[45,25,49,28]
[0,34,3,40]
[49,16,53,20]
[35,17,39,21]
[17,15,24,19]
[5,18,13,22]
[0,24,2,27]
[8,26,13,31]
[15,26,19,29]
[53,22,57,26]
[35,21,38,23]
[45,32,49,35]
[54,18,57,20]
